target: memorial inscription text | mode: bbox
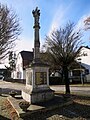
[35,72,47,85]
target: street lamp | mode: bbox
[77,58,84,85]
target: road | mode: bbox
[50,85,90,96]
[0,81,90,96]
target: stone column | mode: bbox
[32,7,40,63]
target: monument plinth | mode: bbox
[22,7,54,104]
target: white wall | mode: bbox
[86,74,90,82]
[79,47,90,72]
[77,47,90,82]
[15,53,24,79]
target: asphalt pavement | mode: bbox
[0,80,90,96]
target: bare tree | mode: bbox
[84,16,90,30]
[0,3,21,60]
[43,22,82,94]
[8,51,16,71]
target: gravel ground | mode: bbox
[0,94,90,120]
[0,95,10,120]
[0,82,90,119]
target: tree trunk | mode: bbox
[63,66,70,94]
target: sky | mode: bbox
[0,0,90,53]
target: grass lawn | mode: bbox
[0,93,90,120]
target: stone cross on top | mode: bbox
[32,7,40,63]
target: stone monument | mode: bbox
[22,7,54,104]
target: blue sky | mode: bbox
[0,0,90,52]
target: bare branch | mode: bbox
[0,3,21,60]
[84,16,90,30]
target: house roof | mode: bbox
[70,61,86,70]
[79,46,90,50]
[20,51,33,61]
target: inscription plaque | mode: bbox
[35,72,47,85]
[27,71,32,85]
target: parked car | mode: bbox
[0,75,4,80]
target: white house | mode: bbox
[12,51,33,80]
[12,46,90,83]
[77,46,90,82]
[50,46,90,83]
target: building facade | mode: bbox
[12,51,33,80]
[77,46,90,82]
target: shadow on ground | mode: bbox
[22,102,90,120]
[22,94,90,120]
[0,88,21,95]
[0,90,90,120]
[0,115,10,120]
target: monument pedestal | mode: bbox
[22,64,54,104]
[22,87,54,104]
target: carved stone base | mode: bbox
[22,88,54,104]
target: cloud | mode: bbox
[48,3,72,36]
[14,37,34,53]
[74,13,90,45]
[75,14,90,31]
[48,6,64,36]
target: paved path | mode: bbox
[0,81,25,94]
[50,85,90,96]
[0,81,90,96]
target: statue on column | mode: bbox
[32,7,40,61]
[32,7,40,26]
